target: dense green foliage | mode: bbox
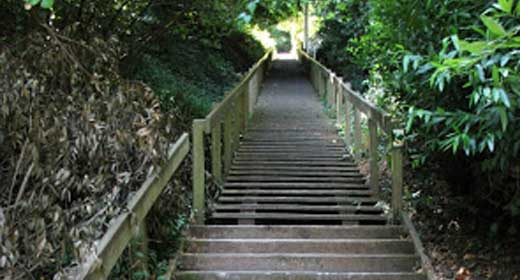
[268,27,292,52]
[125,31,264,124]
[315,0,520,231]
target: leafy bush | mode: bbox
[269,27,292,53]
[315,0,369,91]
[125,31,265,123]
[314,0,520,230]
[407,4,520,172]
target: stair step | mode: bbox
[185,238,415,255]
[212,204,382,213]
[217,196,378,204]
[235,155,345,160]
[238,147,345,152]
[239,143,345,148]
[240,141,342,146]
[237,151,343,155]
[176,271,426,280]
[230,166,359,172]
[228,170,362,177]
[179,253,419,272]
[210,213,387,222]
[220,189,373,196]
[223,182,368,189]
[242,137,340,141]
[226,176,365,183]
[188,226,408,239]
[184,239,415,254]
[233,161,356,166]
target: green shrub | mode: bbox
[314,0,520,231]
[269,27,292,53]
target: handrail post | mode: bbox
[322,71,325,97]
[248,72,255,116]
[328,74,335,107]
[211,120,223,184]
[242,88,249,129]
[135,221,149,274]
[391,140,404,224]
[344,97,352,151]
[336,78,343,125]
[231,100,240,153]
[368,118,379,193]
[192,119,206,224]
[223,110,233,174]
[353,108,362,161]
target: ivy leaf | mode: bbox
[246,1,257,14]
[492,65,500,86]
[497,0,513,13]
[487,134,495,152]
[40,0,54,9]
[403,55,411,73]
[481,15,506,36]
[451,35,460,51]
[500,89,511,108]
[406,107,416,132]
[497,107,508,131]
[459,40,486,54]
[337,3,347,11]
[237,12,252,24]
[476,64,485,82]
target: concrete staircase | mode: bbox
[176,225,425,279]
[175,59,426,279]
[209,128,385,225]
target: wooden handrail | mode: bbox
[68,133,191,279]
[298,50,393,134]
[298,48,405,223]
[192,50,273,224]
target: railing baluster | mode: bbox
[135,220,149,273]
[353,108,362,162]
[223,110,233,174]
[232,99,240,153]
[298,48,408,227]
[391,140,404,223]
[344,97,352,151]
[368,118,379,193]
[336,78,343,125]
[211,119,223,184]
[248,73,255,115]
[242,88,249,130]
[192,119,206,224]
[237,94,244,134]
[328,73,335,107]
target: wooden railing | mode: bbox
[192,50,273,224]
[68,133,190,279]
[298,49,405,222]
